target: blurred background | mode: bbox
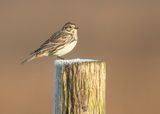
[0,0,160,114]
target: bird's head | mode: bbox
[62,22,79,34]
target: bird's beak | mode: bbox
[75,26,79,29]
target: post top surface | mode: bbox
[55,58,100,66]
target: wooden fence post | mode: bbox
[54,59,106,114]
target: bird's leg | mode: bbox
[57,56,65,60]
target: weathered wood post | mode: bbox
[54,59,106,114]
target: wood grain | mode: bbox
[54,59,106,114]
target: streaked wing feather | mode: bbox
[40,31,60,47]
[30,31,61,54]
[30,31,71,55]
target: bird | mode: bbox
[21,22,79,64]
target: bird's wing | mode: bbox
[30,31,72,55]
[40,31,60,47]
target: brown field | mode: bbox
[0,1,160,114]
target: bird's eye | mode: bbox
[64,26,72,30]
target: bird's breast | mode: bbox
[54,40,77,56]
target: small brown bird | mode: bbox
[21,22,78,64]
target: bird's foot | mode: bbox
[57,56,65,60]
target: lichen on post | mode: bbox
[54,59,106,114]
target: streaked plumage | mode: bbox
[21,22,78,64]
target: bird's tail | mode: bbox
[21,54,37,64]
